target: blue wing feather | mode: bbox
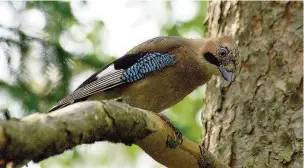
[122,53,175,83]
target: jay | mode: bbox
[49,36,238,113]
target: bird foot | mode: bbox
[157,114,183,148]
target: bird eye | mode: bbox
[218,47,228,58]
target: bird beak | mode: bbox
[218,64,232,84]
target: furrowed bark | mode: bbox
[204,1,303,167]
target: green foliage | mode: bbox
[161,1,208,143]
[164,86,205,142]
[162,1,208,37]
[0,1,208,167]
[40,143,153,168]
[1,1,113,113]
[26,1,77,42]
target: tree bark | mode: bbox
[203,1,303,168]
[0,101,227,168]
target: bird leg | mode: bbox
[157,114,183,148]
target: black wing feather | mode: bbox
[49,69,125,112]
[76,52,147,89]
[49,53,148,112]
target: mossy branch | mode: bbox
[0,100,227,168]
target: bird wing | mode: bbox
[49,52,176,112]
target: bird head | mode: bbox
[199,36,239,84]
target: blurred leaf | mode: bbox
[78,54,112,69]
[26,1,77,42]
[1,1,208,167]
[162,1,208,37]
[126,145,141,163]
[164,86,205,142]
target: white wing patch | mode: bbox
[96,64,115,78]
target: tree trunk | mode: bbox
[203,1,303,168]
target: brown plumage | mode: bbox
[49,36,238,112]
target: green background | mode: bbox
[0,1,208,167]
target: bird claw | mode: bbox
[157,114,183,148]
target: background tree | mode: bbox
[203,1,303,168]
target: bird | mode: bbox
[49,36,238,113]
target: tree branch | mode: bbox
[0,100,227,168]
